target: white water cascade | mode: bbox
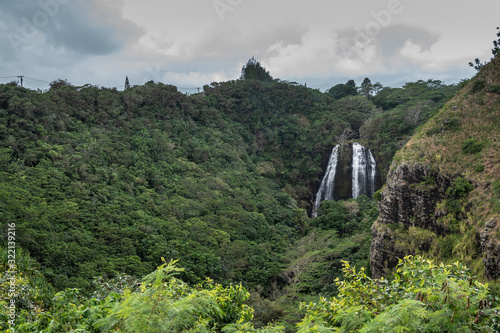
[352,142,377,199]
[312,145,339,217]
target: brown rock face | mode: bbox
[480,219,500,279]
[371,163,500,280]
[370,163,452,279]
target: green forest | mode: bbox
[0,51,499,332]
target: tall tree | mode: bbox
[240,56,273,82]
[359,77,373,98]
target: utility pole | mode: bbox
[17,75,24,87]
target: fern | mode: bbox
[97,259,280,332]
[360,299,428,332]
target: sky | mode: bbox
[0,0,499,93]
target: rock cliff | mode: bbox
[370,163,452,278]
[370,54,500,281]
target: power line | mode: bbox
[25,76,51,84]
[0,75,203,92]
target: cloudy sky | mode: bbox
[0,0,499,92]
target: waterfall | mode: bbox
[352,143,377,199]
[312,145,339,217]
[368,149,377,196]
[313,142,377,217]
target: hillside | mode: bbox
[0,75,458,290]
[0,72,463,330]
[371,54,500,282]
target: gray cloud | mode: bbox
[0,0,139,61]
[378,25,440,57]
[47,7,122,55]
[197,22,306,59]
[0,0,495,92]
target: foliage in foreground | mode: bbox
[298,256,500,332]
[3,253,499,332]
[99,259,283,332]
[1,259,284,332]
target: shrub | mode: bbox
[445,198,462,215]
[444,117,461,131]
[474,164,485,172]
[471,79,486,93]
[99,259,284,332]
[461,139,484,154]
[488,84,500,93]
[426,126,442,137]
[446,177,474,198]
[298,256,500,332]
[493,180,500,197]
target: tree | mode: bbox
[493,26,500,57]
[372,82,383,96]
[335,128,353,156]
[49,79,72,90]
[327,80,358,100]
[469,26,500,71]
[359,77,373,98]
[240,56,273,82]
[404,101,430,127]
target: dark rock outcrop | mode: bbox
[333,143,353,200]
[370,163,452,278]
[480,219,500,279]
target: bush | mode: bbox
[474,164,485,172]
[471,79,486,93]
[99,259,284,332]
[444,117,461,131]
[298,256,500,332]
[446,177,474,198]
[445,198,462,215]
[461,139,484,154]
[493,180,500,197]
[488,85,500,93]
[426,126,442,137]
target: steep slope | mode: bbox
[371,55,500,280]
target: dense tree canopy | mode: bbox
[0,74,462,330]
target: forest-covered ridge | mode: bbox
[0,62,469,331]
[0,71,461,288]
